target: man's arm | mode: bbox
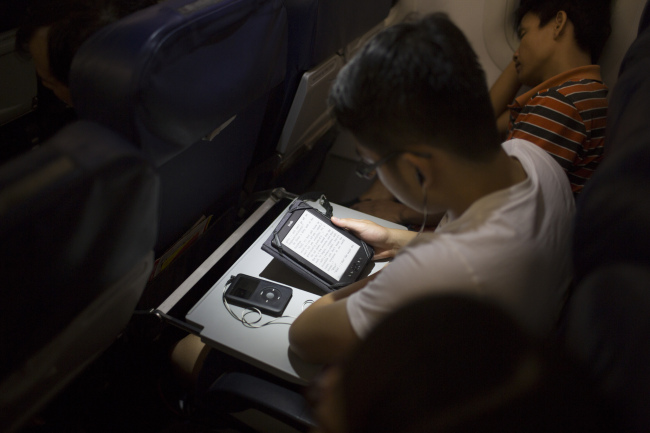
[489,61,521,138]
[289,218,414,363]
[288,273,379,364]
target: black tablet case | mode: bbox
[261,199,373,293]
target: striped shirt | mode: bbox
[507,65,608,196]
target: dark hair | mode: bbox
[339,295,606,433]
[515,0,613,64]
[329,13,501,163]
[16,0,157,85]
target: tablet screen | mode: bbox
[281,210,360,281]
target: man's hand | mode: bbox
[331,216,416,260]
[489,60,521,138]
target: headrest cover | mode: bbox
[284,0,392,69]
[72,0,287,165]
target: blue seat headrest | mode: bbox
[71,0,287,165]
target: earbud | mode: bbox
[416,169,425,186]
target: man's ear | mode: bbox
[554,11,568,38]
[403,151,433,188]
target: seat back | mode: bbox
[71,0,287,252]
[563,3,650,430]
[0,121,159,433]
[572,0,650,279]
[598,0,648,93]
[601,0,650,158]
[254,0,392,180]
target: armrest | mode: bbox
[204,372,316,432]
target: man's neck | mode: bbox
[443,149,527,218]
[542,43,593,83]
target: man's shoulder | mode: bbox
[503,138,571,182]
[536,79,608,104]
[503,137,549,159]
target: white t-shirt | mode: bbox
[347,139,575,337]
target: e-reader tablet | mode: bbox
[261,200,374,292]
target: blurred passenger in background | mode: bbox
[0,0,156,163]
[15,0,158,106]
[310,295,607,433]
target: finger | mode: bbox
[330,216,347,228]
[373,251,395,260]
[331,216,358,229]
[331,216,371,233]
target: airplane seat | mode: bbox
[0,120,159,433]
[249,0,393,190]
[562,3,650,430]
[571,0,650,283]
[602,0,650,158]
[598,0,648,93]
[70,0,288,254]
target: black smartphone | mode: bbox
[224,274,293,316]
[268,205,374,288]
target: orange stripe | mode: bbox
[517,112,586,142]
[558,81,607,95]
[573,168,595,178]
[587,118,607,131]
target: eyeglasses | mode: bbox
[355,151,431,180]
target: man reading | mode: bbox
[289,13,575,364]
